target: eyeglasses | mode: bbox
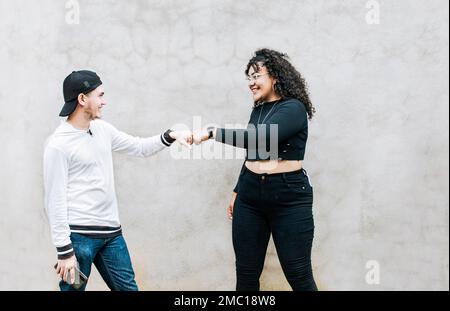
[246,73,270,83]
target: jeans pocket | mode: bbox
[284,174,311,193]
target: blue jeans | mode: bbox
[59,233,138,291]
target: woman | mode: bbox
[194,48,317,291]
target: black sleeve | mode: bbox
[215,100,307,149]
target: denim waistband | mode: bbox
[242,165,307,179]
[241,166,313,188]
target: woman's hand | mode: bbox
[192,127,216,145]
[227,192,237,220]
[192,128,209,145]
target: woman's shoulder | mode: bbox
[280,98,306,112]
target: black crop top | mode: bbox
[215,98,308,161]
[215,98,309,193]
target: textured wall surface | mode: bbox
[0,0,448,290]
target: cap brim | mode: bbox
[59,98,78,117]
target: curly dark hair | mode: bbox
[245,48,315,119]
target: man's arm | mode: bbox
[43,146,77,283]
[104,122,192,156]
[43,146,73,258]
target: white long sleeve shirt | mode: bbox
[43,119,172,259]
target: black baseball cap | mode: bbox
[59,70,103,117]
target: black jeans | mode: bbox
[233,166,318,291]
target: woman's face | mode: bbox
[247,63,278,103]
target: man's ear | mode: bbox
[77,93,86,107]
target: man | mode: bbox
[43,70,192,291]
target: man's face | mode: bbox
[83,85,106,120]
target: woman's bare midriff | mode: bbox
[245,160,303,175]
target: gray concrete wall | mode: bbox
[0,0,448,290]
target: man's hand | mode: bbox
[169,130,193,149]
[227,192,237,220]
[55,255,77,284]
[192,128,213,145]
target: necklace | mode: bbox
[257,99,281,124]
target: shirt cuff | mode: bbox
[56,243,74,260]
[160,130,176,147]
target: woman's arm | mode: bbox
[215,100,307,149]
